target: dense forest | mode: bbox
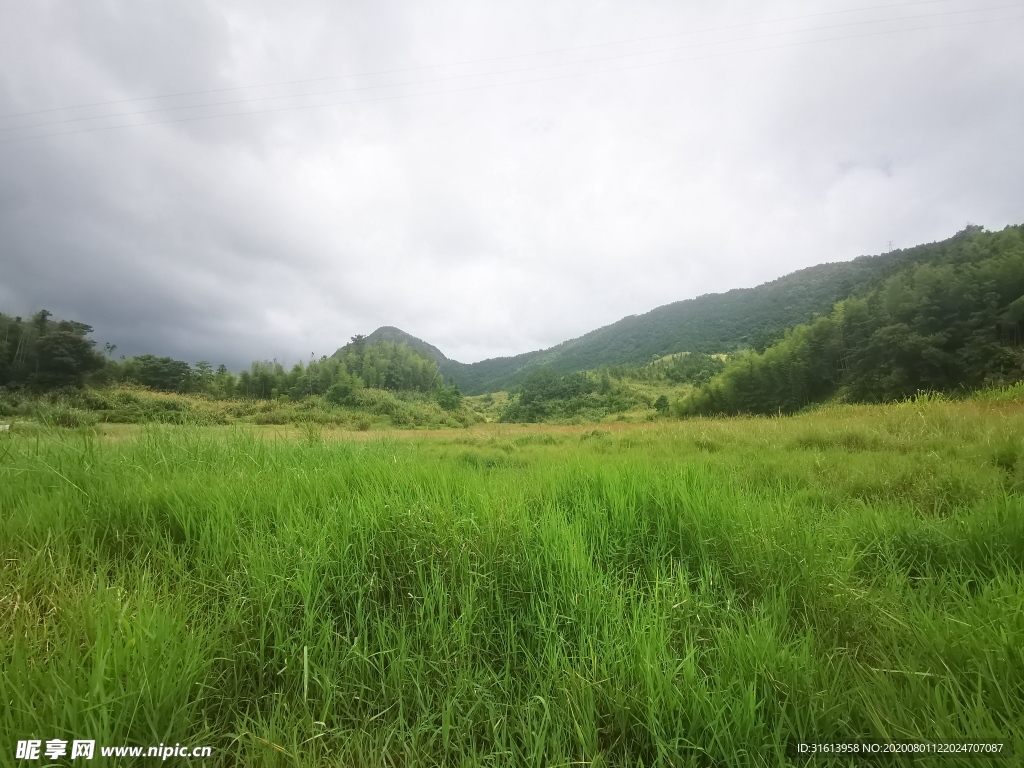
[681,225,1024,415]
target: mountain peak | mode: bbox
[361,326,450,364]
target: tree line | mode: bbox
[0,317,461,409]
[0,310,107,389]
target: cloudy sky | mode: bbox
[1,0,1022,368]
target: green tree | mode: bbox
[0,310,105,389]
[326,370,363,406]
[433,383,462,411]
[123,355,194,392]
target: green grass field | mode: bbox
[2,396,1023,766]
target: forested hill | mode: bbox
[443,258,895,393]
[382,228,985,394]
[682,223,1024,414]
[362,326,450,364]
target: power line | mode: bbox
[0,0,981,120]
[3,3,1017,137]
[2,12,1021,145]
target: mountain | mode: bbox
[344,227,995,394]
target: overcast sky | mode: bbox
[1,1,1022,368]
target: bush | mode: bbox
[433,384,463,411]
[34,401,98,428]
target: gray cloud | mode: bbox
[2,0,1022,369]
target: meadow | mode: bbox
[0,385,483,431]
[0,379,687,432]
[2,394,1023,766]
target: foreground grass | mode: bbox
[2,399,1023,766]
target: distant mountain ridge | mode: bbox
[339,228,990,394]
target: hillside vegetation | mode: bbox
[682,225,1024,415]
[488,353,723,424]
[3,396,1022,765]
[422,231,977,393]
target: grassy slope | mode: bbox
[3,395,1023,766]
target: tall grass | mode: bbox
[1,399,1022,766]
